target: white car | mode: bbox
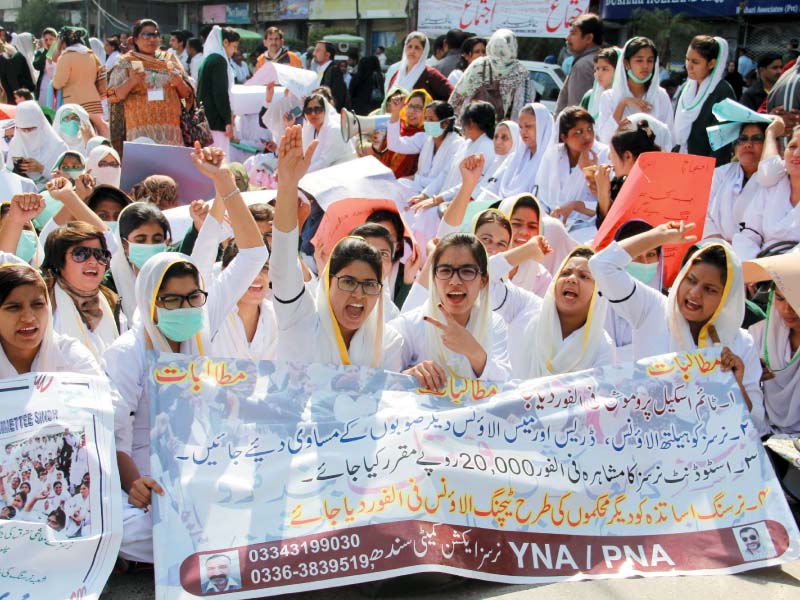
[520,61,566,113]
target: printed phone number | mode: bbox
[249,553,376,584]
[248,533,360,562]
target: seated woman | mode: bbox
[733,119,800,260]
[272,125,403,369]
[391,232,511,387]
[103,144,268,564]
[589,221,767,435]
[376,89,430,178]
[476,104,552,203]
[594,117,661,228]
[301,93,357,173]
[0,255,100,377]
[537,107,609,244]
[746,251,800,434]
[85,145,122,188]
[86,186,132,232]
[5,101,69,189]
[581,47,619,121]
[510,246,613,378]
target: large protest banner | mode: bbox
[418,0,589,38]
[149,350,799,598]
[0,373,121,599]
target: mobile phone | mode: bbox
[12,157,23,175]
[288,106,302,123]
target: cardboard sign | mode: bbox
[121,142,216,204]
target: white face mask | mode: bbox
[94,165,121,187]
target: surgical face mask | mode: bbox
[15,230,37,263]
[424,121,443,137]
[60,119,80,138]
[155,306,204,342]
[94,165,121,187]
[62,168,84,182]
[104,221,118,234]
[626,261,658,285]
[627,68,653,85]
[126,241,167,269]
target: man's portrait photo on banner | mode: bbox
[200,551,242,594]
[734,523,777,562]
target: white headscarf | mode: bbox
[484,120,519,184]
[625,112,674,154]
[423,234,493,379]
[387,33,429,93]
[498,193,577,276]
[5,101,68,177]
[487,104,553,200]
[607,39,666,121]
[761,289,800,432]
[674,37,729,152]
[312,237,387,368]
[89,37,106,65]
[666,240,744,350]
[86,145,121,188]
[513,247,609,379]
[412,128,465,192]
[110,202,145,319]
[134,251,207,355]
[203,25,235,93]
[86,136,111,155]
[301,96,357,173]
[451,29,521,100]
[53,104,92,153]
[12,32,38,83]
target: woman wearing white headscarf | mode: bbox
[477,103,553,203]
[300,92,356,173]
[53,104,94,154]
[89,38,106,66]
[5,100,68,189]
[449,29,531,124]
[510,246,612,379]
[589,222,767,435]
[674,36,733,165]
[596,37,674,143]
[103,146,267,564]
[197,26,239,156]
[745,251,800,434]
[85,145,121,188]
[11,32,38,86]
[272,125,402,369]
[385,32,453,101]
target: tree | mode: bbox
[630,8,702,70]
[16,0,66,37]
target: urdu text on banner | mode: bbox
[148,350,800,599]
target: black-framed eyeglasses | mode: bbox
[140,31,160,40]
[70,246,112,266]
[736,134,765,145]
[303,105,325,115]
[260,262,270,273]
[332,275,382,296]
[156,290,208,310]
[433,264,481,281]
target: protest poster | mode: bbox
[418,0,589,38]
[0,373,122,599]
[149,349,799,599]
[298,156,404,211]
[593,151,715,287]
[246,62,318,100]
[121,142,217,205]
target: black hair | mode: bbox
[187,38,202,54]
[510,195,541,219]
[59,27,86,47]
[86,185,133,213]
[42,28,57,38]
[689,35,720,63]
[613,220,662,256]
[14,491,27,505]
[316,41,335,62]
[367,209,405,261]
[426,100,456,134]
[680,244,728,284]
[48,507,66,530]
[41,222,108,275]
[105,37,120,52]
[159,261,200,293]
[329,237,383,282]
[350,223,395,264]
[432,233,489,276]
[572,13,603,46]
[474,210,512,240]
[570,247,595,261]
[624,37,658,90]
[757,52,782,69]
[610,119,660,159]
[456,37,486,70]
[595,46,620,69]
[221,240,240,269]
[0,265,47,306]
[118,202,171,242]
[13,89,33,101]
[558,106,594,140]
[445,29,469,51]
[432,35,445,52]
[221,27,240,44]
[461,101,496,139]
[303,92,328,114]
[170,30,189,45]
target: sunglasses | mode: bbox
[303,105,325,115]
[70,246,112,266]
[140,31,161,40]
[736,135,765,145]
[156,290,208,310]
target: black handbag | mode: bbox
[180,91,214,148]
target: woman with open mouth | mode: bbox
[102,143,267,566]
[391,231,510,390]
[272,125,403,370]
[510,246,613,379]
[589,221,767,436]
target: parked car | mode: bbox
[520,61,565,113]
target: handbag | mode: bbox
[180,90,213,148]
[472,62,507,122]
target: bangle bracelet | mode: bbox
[220,188,240,202]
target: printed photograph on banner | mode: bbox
[200,551,243,594]
[734,523,777,562]
[0,425,92,538]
